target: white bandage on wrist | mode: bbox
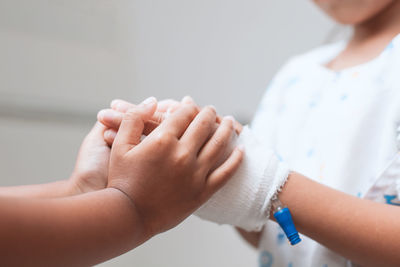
[194,126,290,232]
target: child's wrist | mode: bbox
[106,186,154,240]
[68,171,107,195]
[67,174,87,196]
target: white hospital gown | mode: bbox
[252,34,400,267]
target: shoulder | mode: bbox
[378,34,400,91]
[265,41,344,92]
[383,34,400,71]
[284,41,345,71]
[273,41,344,79]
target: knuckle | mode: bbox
[96,109,107,120]
[153,131,175,147]
[223,117,234,129]
[124,109,141,121]
[211,135,228,149]
[203,107,217,120]
[219,168,231,178]
[204,105,216,116]
[175,147,191,164]
[185,103,198,115]
[199,118,211,129]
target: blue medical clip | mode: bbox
[272,199,301,246]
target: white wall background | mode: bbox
[0,1,335,266]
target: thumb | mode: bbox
[113,97,157,153]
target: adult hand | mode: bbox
[107,98,244,236]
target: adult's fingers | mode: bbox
[153,103,199,139]
[197,117,235,172]
[203,146,244,198]
[113,97,157,153]
[216,115,242,134]
[98,108,161,135]
[180,106,217,154]
[111,99,166,125]
[158,99,180,112]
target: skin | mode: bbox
[101,96,400,266]
[240,1,400,265]
[0,100,173,199]
[277,173,400,267]
[313,0,394,25]
[5,0,397,265]
[316,0,400,70]
[0,98,244,266]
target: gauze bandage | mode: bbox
[194,126,290,232]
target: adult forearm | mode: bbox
[0,188,148,266]
[0,180,78,199]
[280,173,400,267]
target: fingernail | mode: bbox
[166,107,173,118]
[182,96,194,104]
[110,99,120,108]
[97,109,108,120]
[105,129,117,140]
[237,144,245,152]
[224,115,236,123]
[207,105,216,112]
[141,97,157,106]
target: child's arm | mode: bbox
[278,172,400,267]
[101,98,400,266]
[194,125,400,266]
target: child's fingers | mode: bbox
[164,102,182,119]
[113,97,157,153]
[111,99,165,125]
[97,109,124,129]
[111,99,135,112]
[98,108,162,135]
[197,117,235,171]
[233,121,243,134]
[180,106,217,154]
[159,96,198,120]
[150,111,166,125]
[104,128,117,146]
[158,99,180,112]
[155,103,199,139]
[181,96,201,112]
[182,96,195,105]
[112,98,178,113]
[143,121,160,136]
[103,122,159,147]
[83,122,109,147]
[203,146,244,198]
[216,115,242,134]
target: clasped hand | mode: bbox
[70,96,243,237]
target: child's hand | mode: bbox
[97,98,181,146]
[98,97,243,146]
[69,122,111,194]
[107,97,243,237]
